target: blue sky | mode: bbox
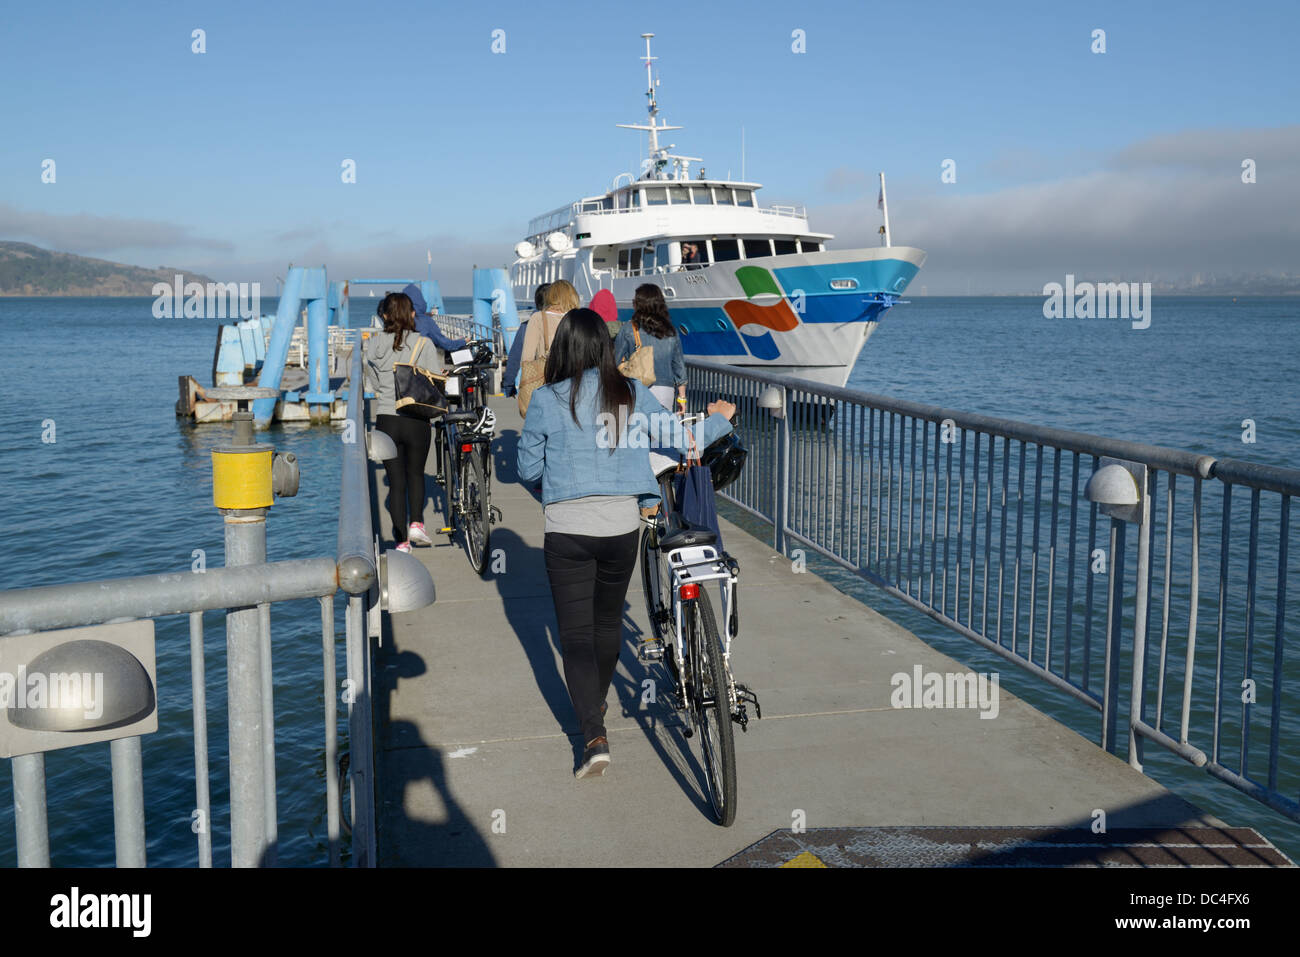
[2,0,1297,292]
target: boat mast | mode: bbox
[616,33,686,181]
[878,171,892,247]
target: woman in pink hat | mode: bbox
[589,288,621,338]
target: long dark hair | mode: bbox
[378,292,416,350]
[544,308,633,449]
[631,283,674,338]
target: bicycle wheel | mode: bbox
[640,526,672,643]
[438,426,456,540]
[642,470,678,640]
[460,448,490,577]
[688,589,737,826]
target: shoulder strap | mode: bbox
[634,326,642,349]
[408,336,424,364]
[539,312,552,358]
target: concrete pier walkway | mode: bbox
[370,393,1278,867]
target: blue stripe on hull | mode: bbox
[612,252,920,361]
[618,305,750,356]
[774,258,920,307]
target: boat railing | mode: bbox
[0,345,434,867]
[685,358,1300,826]
[569,202,807,220]
[432,313,503,355]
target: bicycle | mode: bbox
[639,419,761,827]
[432,340,502,577]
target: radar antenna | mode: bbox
[616,34,698,181]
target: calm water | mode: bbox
[816,295,1300,861]
[0,294,1297,864]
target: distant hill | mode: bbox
[0,241,215,296]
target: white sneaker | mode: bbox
[408,522,433,547]
[396,541,412,553]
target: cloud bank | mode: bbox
[3,126,1296,295]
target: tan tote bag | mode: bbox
[517,311,552,418]
[617,326,656,387]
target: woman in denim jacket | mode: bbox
[613,283,687,411]
[518,308,735,778]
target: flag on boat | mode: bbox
[877,187,884,210]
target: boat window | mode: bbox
[646,188,668,206]
[630,189,641,207]
[798,239,821,253]
[773,239,798,255]
[691,187,714,205]
[643,245,656,272]
[735,189,755,207]
[715,188,734,205]
[711,239,740,262]
[601,196,613,210]
[743,238,772,258]
[668,186,690,204]
[628,247,641,273]
[618,248,629,271]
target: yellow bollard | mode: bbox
[211,446,274,510]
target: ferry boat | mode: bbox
[509,34,926,388]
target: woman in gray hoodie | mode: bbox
[363,293,443,551]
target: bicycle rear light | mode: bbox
[679,583,699,600]
[460,443,474,453]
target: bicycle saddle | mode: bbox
[658,512,717,550]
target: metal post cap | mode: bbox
[7,640,155,733]
[758,385,785,418]
[366,429,398,463]
[1084,458,1147,524]
[380,550,437,613]
[1084,463,1140,506]
[337,554,376,595]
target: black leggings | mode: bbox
[543,529,640,745]
[376,413,431,541]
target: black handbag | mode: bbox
[393,337,450,419]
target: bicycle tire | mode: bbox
[688,589,737,826]
[439,425,456,540]
[640,526,671,644]
[461,449,490,577]
[640,470,678,644]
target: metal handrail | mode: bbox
[0,560,338,635]
[687,360,1215,478]
[0,344,389,868]
[338,345,376,595]
[686,357,1300,825]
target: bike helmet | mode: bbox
[700,431,747,491]
[474,406,497,435]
